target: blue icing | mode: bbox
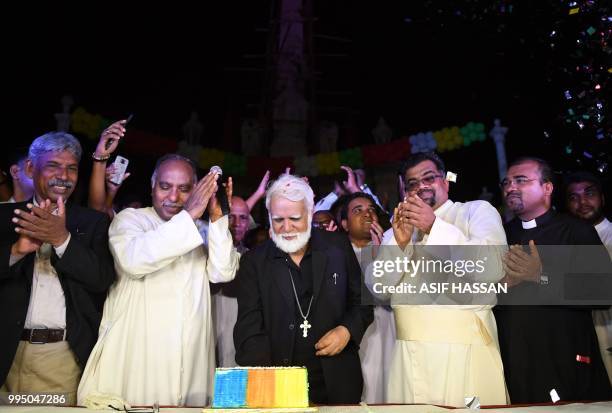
[212,369,248,408]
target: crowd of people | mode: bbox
[0,121,610,407]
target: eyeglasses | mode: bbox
[109,404,159,413]
[404,174,444,192]
[499,177,538,189]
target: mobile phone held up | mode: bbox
[110,156,129,185]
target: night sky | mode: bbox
[4,1,608,211]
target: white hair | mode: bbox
[265,173,314,216]
[29,132,82,163]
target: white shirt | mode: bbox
[9,198,71,329]
[595,218,612,258]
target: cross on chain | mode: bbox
[300,319,312,337]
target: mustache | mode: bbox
[48,179,74,188]
[417,189,434,197]
[162,201,183,208]
[506,191,521,198]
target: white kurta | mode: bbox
[353,244,396,403]
[77,208,239,407]
[371,200,509,406]
[593,218,612,384]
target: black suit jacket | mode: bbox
[233,229,373,403]
[0,201,116,385]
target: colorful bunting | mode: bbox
[69,107,488,176]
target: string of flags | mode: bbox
[70,107,488,176]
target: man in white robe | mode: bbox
[78,154,239,407]
[212,196,250,367]
[338,192,395,403]
[369,152,508,406]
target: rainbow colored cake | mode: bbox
[212,367,309,408]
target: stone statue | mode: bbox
[372,116,392,144]
[55,95,74,132]
[183,111,203,146]
[241,118,262,156]
[318,121,338,153]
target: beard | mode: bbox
[271,225,312,254]
[577,208,603,225]
[417,189,436,207]
[505,191,524,213]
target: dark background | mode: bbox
[3,1,609,214]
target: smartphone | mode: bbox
[110,156,129,185]
[105,114,134,150]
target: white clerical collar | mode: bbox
[521,219,537,229]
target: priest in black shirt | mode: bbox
[494,157,611,403]
[233,174,373,404]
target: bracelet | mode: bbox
[92,152,110,162]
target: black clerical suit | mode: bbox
[233,229,373,403]
[494,209,611,403]
[0,201,116,385]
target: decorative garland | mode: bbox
[70,107,487,176]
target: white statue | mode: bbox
[241,118,262,156]
[489,118,509,183]
[318,121,338,153]
[183,111,203,146]
[372,116,392,144]
[55,95,74,132]
[271,78,308,157]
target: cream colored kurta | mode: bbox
[77,208,239,407]
[353,244,396,403]
[371,200,509,406]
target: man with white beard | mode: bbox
[233,174,373,404]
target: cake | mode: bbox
[212,367,309,408]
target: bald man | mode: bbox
[212,196,250,366]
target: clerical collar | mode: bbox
[520,208,555,229]
[521,219,537,229]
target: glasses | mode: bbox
[109,404,159,413]
[499,177,538,189]
[404,174,444,192]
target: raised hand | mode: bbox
[324,220,338,232]
[183,172,219,220]
[13,197,70,247]
[392,205,414,250]
[340,165,360,193]
[209,177,233,222]
[402,195,436,234]
[369,221,384,246]
[503,240,543,284]
[255,170,270,197]
[105,164,131,194]
[95,120,127,157]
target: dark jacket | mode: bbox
[233,229,373,403]
[0,201,116,384]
